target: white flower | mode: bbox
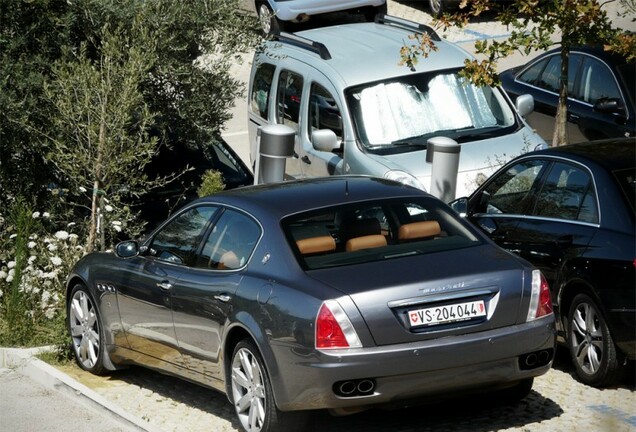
[113,225,122,232]
[47,244,58,252]
[29,234,38,240]
[54,231,69,241]
[6,274,13,283]
[9,234,17,239]
[105,205,113,212]
[44,308,55,320]
[69,234,78,241]
[7,261,16,269]
[50,256,63,266]
[43,212,50,218]
[28,256,37,265]
[67,222,76,227]
[112,221,122,226]
[27,241,37,249]
[32,211,40,218]
[0,271,7,280]
[79,186,87,193]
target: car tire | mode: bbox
[428,0,445,17]
[67,284,107,375]
[257,2,283,35]
[567,293,624,387]
[230,340,306,432]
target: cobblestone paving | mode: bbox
[58,348,635,432]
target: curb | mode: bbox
[0,346,161,432]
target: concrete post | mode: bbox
[426,136,461,202]
[255,124,295,184]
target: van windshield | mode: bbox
[346,70,518,151]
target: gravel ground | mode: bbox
[56,348,635,432]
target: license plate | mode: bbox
[408,300,486,327]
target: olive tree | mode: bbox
[401,0,635,146]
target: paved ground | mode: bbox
[50,347,636,432]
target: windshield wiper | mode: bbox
[390,135,430,146]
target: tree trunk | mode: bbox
[552,46,570,147]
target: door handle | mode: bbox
[157,281,173,291]
[301,156,311,164]
[214,294,231,303]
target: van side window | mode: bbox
[309,83,343,141]
[251,63,275,119]
[276,70,303,131]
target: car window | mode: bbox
[578,56,622,104]
[519,54,581,95]
[309,83,343,142]
[346,70,516,148]
[284,198,481,270]
[251,63,275,118]
[197,209,261,270]
[533,162,598,223]
[480,159,546,215]
[149,206,218,265]
[276,70,303,131]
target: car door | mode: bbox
[171,208,261,381]
[299,80,345,177]
[467,158,549,252]
[508,161,598,291]
[115,205,218,366]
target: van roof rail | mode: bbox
[272,31,332,60]
[375,14,441,41]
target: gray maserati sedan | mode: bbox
[66,176,556,432]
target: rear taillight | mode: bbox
[315,300,362,350]
[527,270,553,321]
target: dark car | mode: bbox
[66,176,555,432]
[139,136,254,230]
[452,138,635,387]
[500,46,635,144]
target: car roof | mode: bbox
[263,18,470,88]
[194,175,428,219]
[524,138,635,171]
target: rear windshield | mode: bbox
[613,167,636,213]
[284,197,481,270]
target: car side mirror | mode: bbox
[593,98,623,115]
[115,240,139,258]
[449,197,468,217]
[311,129,340,152]
[515,94,535,118]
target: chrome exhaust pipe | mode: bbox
[524,353,538,367]
[338,381,357,396]
[356,379,375,395]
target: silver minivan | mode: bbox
[248,15,546,199]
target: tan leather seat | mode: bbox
[398,221,441,242]
[346,234,387,252]
[297,236,336,255]
[218,251,240,270]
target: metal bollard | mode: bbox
[255,124,295,184]
[426,136,461,202]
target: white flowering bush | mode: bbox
[0,201,86,348]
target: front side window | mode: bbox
[150,206,218,265]
[577,57,622,104]
[250,63,275,118]
[480,159,547,215]
[534,162,598,223]
[346,70,516,151]
[198,209,261,270]
[285,198,480,270]
[308,83,343,142]
[276,70,304,131]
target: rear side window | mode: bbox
[251,63,275,118]
[577,56,622,104]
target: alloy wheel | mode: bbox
[232,345,267,431]
[570,300,603,376]
[69,288,101,370]
[258,3,273,35]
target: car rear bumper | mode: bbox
[269,316,555,411]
